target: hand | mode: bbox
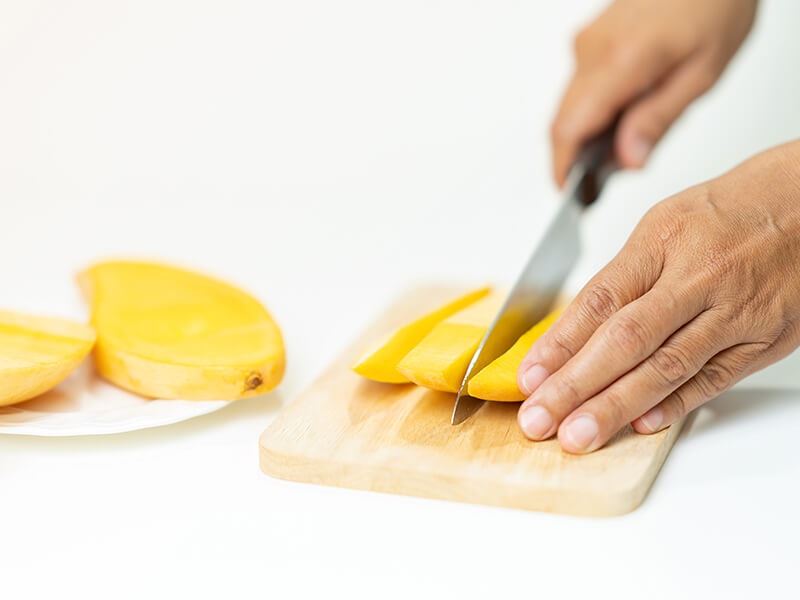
[517,141,800,453]
[551,0,757,186]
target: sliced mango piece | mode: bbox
[396,291,506,392]
[78,260,285,400]
[0,310,95,407]
[351,287,491,383]
[467,307,563,401]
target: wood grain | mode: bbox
[259,286,686,517]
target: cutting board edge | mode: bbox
[259,418,685,517]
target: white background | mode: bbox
[1,1,799,598]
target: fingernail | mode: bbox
[519,404,553,440]
[639,406,663,432]
[563,415,599,452]
[520,364,549,395]
[629,135,652,167]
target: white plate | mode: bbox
[0,364,229,436]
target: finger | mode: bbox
[518,281,704,441]
[615,57,717,168]
[551,43,679,186]
[555,310,731,453]
[632,341,774,434]
[517,234,663,396]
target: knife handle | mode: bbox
[572,124,618,207]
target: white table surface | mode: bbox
[1,1,799,598]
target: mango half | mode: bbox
[0,309,95,407]
[78,260,285,400]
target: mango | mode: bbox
[78,260,285,400]
[396,291,506,393]
[0,309,95,406]
[351,287,491,383]
[467,308,562,401]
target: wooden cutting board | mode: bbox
[259,286,686,517]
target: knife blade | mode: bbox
[451,128,618,425]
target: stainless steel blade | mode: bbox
[451,128,616,425]
[450,194,581,425]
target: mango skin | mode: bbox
[0,310,96,407]
[79,260,285,401]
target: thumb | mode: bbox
[616,59,717,168]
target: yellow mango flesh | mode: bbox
[467,307,562,401]
[351,287,491,383]
[0,310,95,407]
[79,261,285,400]
[396,292,506,393]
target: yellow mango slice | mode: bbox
[467,307,563,401]
[0,310,95,407]
[351,287,491,383]
[396,291,506,393]
[78,260,285,401]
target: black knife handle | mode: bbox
[573,123,618,207]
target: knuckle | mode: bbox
[539,330,578,365]
[763,326,796,362]
[642,202,682,243]
[697,361,736,397]
[650,345,695,386]
[550,116,574,144]
[692,65,719,94]
[642,201,688,247]
[770,320,795,348]
[669,389,689,418]
[572,26,595,57]
[693,183,716,211]
[653,195,691,222]
[641,106,676,139]
[598,389,628,428]
[603,38,643,71]
[552,372,583,408]
[732,342,771,370]
[581,283,622,324]
[606,314,651,357]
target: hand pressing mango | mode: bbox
[518,141,800,454]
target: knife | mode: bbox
[451,127,618,425]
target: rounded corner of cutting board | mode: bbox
[574,484,651,518]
